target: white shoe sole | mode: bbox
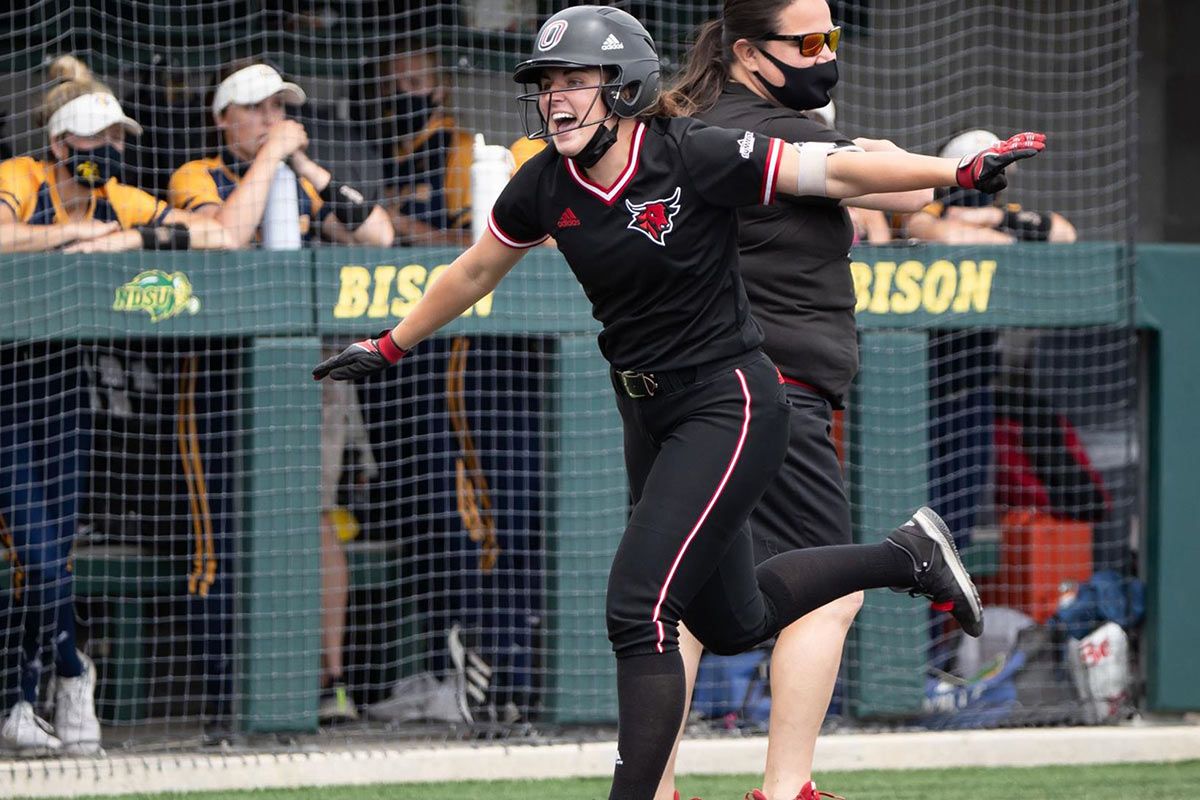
[12,747,61,757]
[913,506,984,635]
[60,742,105,757]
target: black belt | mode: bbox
[615,352,758,400]
[616,369,663,399]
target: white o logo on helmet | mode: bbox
[538,20,569,51]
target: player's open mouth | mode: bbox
[551,112,578,133]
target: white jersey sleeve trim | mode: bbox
[761,137,785,204]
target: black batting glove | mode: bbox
[956,132,1046,194]
[312,330,408,381]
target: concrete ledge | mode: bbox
[4,724,1200,798]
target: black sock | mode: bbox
[608,651,685,800]
[755,541,914,631]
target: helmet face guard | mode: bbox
[515,68,622,141]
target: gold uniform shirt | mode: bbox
[509,137,546,173]
[169,152,328,242]
[0,156,169,228]
[386,112,472,230]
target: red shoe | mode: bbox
[744,781,845,800]
[800,782,845,800]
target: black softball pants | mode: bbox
[604,351,917,800]
[607,351,791,658]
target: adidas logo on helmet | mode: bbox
[601,33,624,51]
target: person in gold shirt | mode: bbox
[906,129,1077,245]
[368,45,474,247]
[170,63,393,248]
[0,57,228,254]
[0,55,228,760]
[508,135,545,174]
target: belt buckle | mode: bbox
[618,370,657,399]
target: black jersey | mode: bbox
[489,116,787,372]
[698,83,859,404]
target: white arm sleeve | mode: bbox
[793,141,864,197]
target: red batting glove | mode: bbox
[955,132,1046,194]
[312,329,408,381]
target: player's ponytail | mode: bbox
[48,54,92,84]
[660,19,728,118]
[662,0,795,117]
[37,55,115,129]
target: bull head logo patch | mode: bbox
[625,186,681,246]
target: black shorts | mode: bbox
[750,382,852,563]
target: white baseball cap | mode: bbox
[47,92,143,138]
[213,64,306,115]
[940,129,1000,160]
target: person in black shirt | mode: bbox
[313,7,1041,799]
[655,1,947,798]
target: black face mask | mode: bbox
[750,50,839,111]
[66,143,124,187]
[569,119,619,169]
[373,92,437,145]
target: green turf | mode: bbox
[38,759,1200,800]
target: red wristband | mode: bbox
[955,153,977,189]
[377,329,408,363]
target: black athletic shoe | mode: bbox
[886,506,984,638]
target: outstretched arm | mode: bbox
[841,137,933,212]
[312,232,526,381]
[777,133,1045,200]
[389,233,524,350]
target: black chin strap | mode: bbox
[569,120,619,169]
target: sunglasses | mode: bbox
[759,26,841,58]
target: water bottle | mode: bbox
[261,163,302,250]
[471,133,515,243]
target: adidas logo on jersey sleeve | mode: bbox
[737,131,755,159]
[601,34,624,51]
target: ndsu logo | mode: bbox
[537,19,568,51]
[625,186,681,246]
[113,270,201,322]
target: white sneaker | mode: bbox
[1,701,62,756]
[54,651,103,756]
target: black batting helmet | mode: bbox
[513,5,661,119]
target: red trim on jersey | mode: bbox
[651,367,753,653]
[487,209,549,249]
[761,137,785,204]
[565,121,646,206]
